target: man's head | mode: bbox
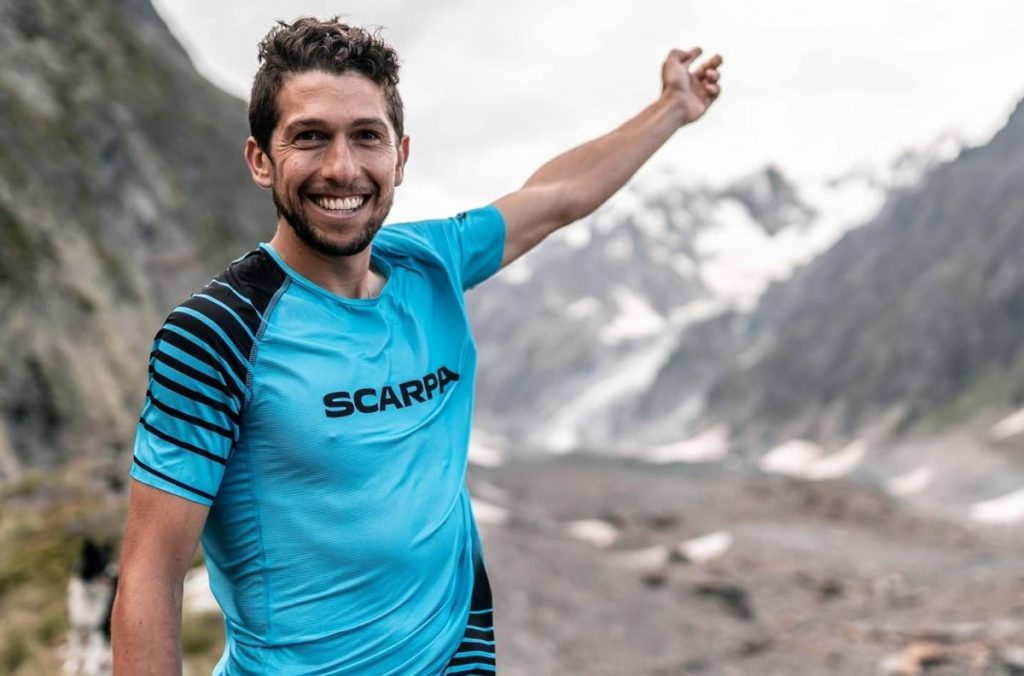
[249,17,404,156]
[244,18,409,259]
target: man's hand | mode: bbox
[494,45,724,267]
[662,48,723,125]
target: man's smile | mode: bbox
[306,193,371,215]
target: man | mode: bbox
[111,17,722,675]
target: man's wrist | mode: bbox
[658,89,692,128]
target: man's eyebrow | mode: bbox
[351,118,391,135]
[280,116,392,139]
[281,117,330,135]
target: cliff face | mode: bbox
[0,0,271,474]
[686,99,1024,449]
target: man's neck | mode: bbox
[269,223,385,299]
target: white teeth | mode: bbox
[315,195,365,211]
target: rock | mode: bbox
[1002,645,1024,675]
[692,581,755,621]
[876,640,949,675]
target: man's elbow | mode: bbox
[531,181,589,228]
[111,565,185,635]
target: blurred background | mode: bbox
[2,0,1023,673]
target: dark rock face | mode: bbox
[699,99,1024,449]
[0,0,270,473]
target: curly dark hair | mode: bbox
[248,17,404,155]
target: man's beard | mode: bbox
[272,187,389,257]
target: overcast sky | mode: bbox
[152,0,1024,222]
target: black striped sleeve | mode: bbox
[129,249,286,506]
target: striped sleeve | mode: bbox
[129,275,264,506]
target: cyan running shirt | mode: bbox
[129,205,505,674]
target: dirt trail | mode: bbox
[473,456,1024,675]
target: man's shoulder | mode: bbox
[153,247,288,358]
[376,206,502,258]
[374,218,450,264]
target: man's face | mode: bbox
[249,70,409,257]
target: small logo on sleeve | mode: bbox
[323,366,460,418]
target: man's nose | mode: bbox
[321,139,360,184]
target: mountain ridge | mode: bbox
[0,0,270,474]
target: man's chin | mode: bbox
[288,216,381,258]
[297,229,375,257]
[274,191,391,258]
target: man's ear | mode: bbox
[394,135,410,187]
[244,137,274,189]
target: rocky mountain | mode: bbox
[468,138,961,452]
[0,0,270,476]
[645,99,1024,454]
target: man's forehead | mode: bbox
[276,70,391,128]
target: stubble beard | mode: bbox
[271,186,391,258]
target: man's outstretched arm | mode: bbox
[493,47,723,268]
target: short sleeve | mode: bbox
[129,294,254,506]
[391,205,506,290]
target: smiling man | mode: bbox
[111,17,722,675]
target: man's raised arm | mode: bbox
[493,47,723,267]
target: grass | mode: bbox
[0,457,226,672]
[915,363,1021,434]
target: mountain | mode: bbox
[467,144,959,451]
[0,0,269,476]
[684,99,1024,452]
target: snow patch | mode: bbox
[471,481,510,504]
[566,519,619,549]
[677,531,733,563]
[500,259,533,285]
[886,466,934,497]
[599,286,666,345]
[806,440,867,480]
[645,425,730,464]
[468,428,507,468]
[537,334,678,453]
[561,221,593,249]
[970,487,1024,525]
[988,408,1024,443]
[633,208,669,239]
[566,296,602,321]
[693,175,885,310]
[758,439,867,480]
[667,298,726,330]
[604,235,634,260]
[759,439,824,477]
[670,254,698,281]
[472,497,510,526]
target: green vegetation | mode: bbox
[0,459,225,673]
[0,461,117,673]
[916,362,1021,434]
[182,610,225,656]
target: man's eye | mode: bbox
[355,130,383,142]
[295,130,325,142]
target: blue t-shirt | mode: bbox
[129,206,505,674]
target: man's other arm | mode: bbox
[112,480,209,675]
[494,48,723,267]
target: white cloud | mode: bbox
[153,0,1024,221]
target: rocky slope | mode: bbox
[0,0,270,475]
[660,98,1024,453]
[479,456,1024,676]
[467,138,960,452]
